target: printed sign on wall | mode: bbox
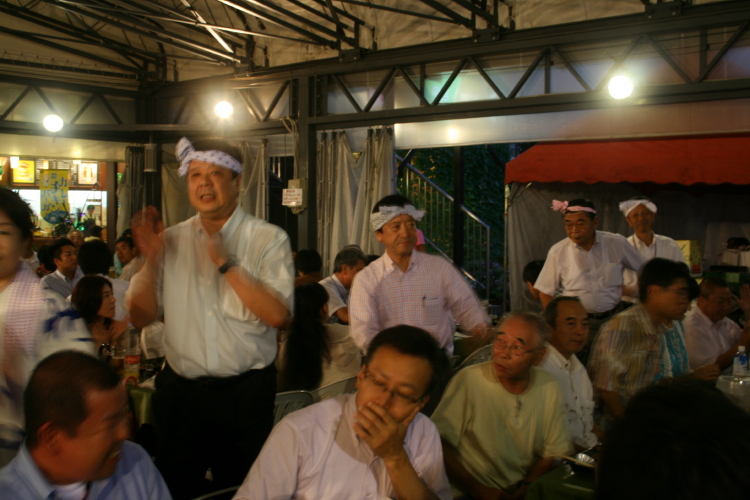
[40,169,70,224]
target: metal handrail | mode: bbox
[398,158,492,299]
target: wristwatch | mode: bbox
[219,255,239,274]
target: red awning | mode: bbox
[505,135,750,185]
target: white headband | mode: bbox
[371,204,425,232]
[176,137,242,177]
[619,199,657,217]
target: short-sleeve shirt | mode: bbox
[588,304,690,412]
[128,206,294,378]
[683,305,742,370]
[623,233,687,301]
[233,394,452,500]
[319,274,348,324]
[349,251,488,355]
[534,231,644,313]
[431,363,572,494]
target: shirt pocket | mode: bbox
[423,297,443,326]
[600,263,623,288]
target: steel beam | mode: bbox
[0,86,32,121]
[418,0,472,29]
[335,0,455,23]
[0,74,139,97]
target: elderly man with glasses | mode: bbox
[233,325,452,500]
[431,313,572,500]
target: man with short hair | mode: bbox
[128,136,294,500]
[596,378,750,500]
[432,312,572,499]
[684,279,750,372]
[77,240,129,322]
[350,195,489,355]
[40,238,84,299]
[520,260,545,313]
[619,197,686,300]
[0,350,171,499]
[539,296,599,451]
[67,230,84,250]
[115,236,142,282]
[320,246,366,324]
[588,258,720,424]
[233,325,452,500]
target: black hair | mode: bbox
[699,277,730,298]
[371,194,413,214]
[522,260,545,285]
[564,198,597,220]
[638,258,699,303]
[77,239,112,276]
[365,325,449,398]
[295,249,322,274]
[596,378,750,500]
[279,283,331,391]
[37,244,56,272]
[115,235,135,249]
[71,275,113,325]
[84,225,103,239]
[333,246,366,274]
[191,137,242,179]
[24,350,121,449]
[51,238,75,261]
[0,187,35,242]
[543,296,583,328]
[120,228,132,238]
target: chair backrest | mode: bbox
[311,376,358,403]
[273,390,314,426]
[191,486,240,500]
[455,344,493,371]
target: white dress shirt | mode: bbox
[538,344,597,449]
[319,273,349,324]
[534,231,644,314]
[129,206,294,378]
[623,233,687,301]
[349,251,489,355]
[233,394,452,500]
[40,267,84,299]
[683,305,742,370]
[119,256,144,282]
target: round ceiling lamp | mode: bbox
[214,101,233,118]
[608,75,633,99]
[43,114,64,132]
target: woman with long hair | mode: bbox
[71,275,128,349]
[276,283,361,392]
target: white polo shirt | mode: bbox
[683,304,742,370]
[623,233,687,301]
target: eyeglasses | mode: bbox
[363,366,424,405]
[564,220,592,229]
[493,337,545,358]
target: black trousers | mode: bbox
[154,363,276,500]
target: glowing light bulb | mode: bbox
[214,101,233,118]
[608,75,633,99]
[43,114,64,132]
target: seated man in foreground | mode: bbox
[0,350,171,499]
[539,296,601,451]
[588,258,720,425]
[432,312,573,499]
[233,325,452,500]
[596,378,750,500]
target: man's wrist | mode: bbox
[218,255,238,274]
[382,449,411,470]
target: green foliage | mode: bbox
[397,145,509,300]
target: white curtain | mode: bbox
[239,138,268,219]
[317,127,395,274]
[161,162,194,227]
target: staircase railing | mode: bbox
[398,160,491,299]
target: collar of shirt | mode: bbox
[12,445,57,499]
[567,230,602,251]
[689,302,722,329]
[632,303,675,336]
[52,268,82,284]
[544,343,584,376]
[330,273,347,296]
[381,249,420,275]
[192,204,245,241]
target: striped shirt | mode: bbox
[349,251,488,355]
[588,304,690,410]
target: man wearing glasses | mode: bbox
[233,325,452,500]
[432,313,572,500]
[588,258,720,425]
[534,199,644,358]
[350,194,489,355]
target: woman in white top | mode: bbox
[276,283,361,392]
